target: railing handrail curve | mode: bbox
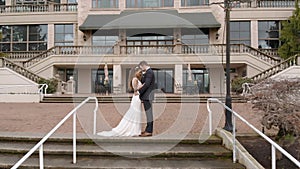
[207,98,300,169]
[38,83,48,95]
[11,97,98,169]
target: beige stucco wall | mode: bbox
[0,68,39,96]
[77,68,91,93]
[0,68,37,86]
[207,66,225,95]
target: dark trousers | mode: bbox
[143,100,153,133]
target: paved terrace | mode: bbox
[0,94,275,137]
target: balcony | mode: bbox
[0,3,77,13]
[11,44,281,69]
[231,0,297,8]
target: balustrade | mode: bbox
[1,57,43,83]
[121,45,174,55]
[18,44,280,68]
[0,3,77,13]
[3,51,41,60]
[231,0,296,8]
[251,54,298,82]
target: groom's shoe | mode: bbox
[139,132,152,137]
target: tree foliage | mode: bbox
[278,0,300,59]
[246,78,300,163]
[247,79,300,139]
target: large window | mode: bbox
[54,24,74,46]
[125,68,174,93]
[91,68,113,94]
[258,21,281,49]
[230,21,251,45]
[0,25,47,52]
[181,28,209,45]
[126,0,173,8]
[92,0,118,8]
[182,69,209,94]
[0,0,5,5]
[92,36,118,46]
[181,0,209,7]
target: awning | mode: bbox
[79,10,221,30]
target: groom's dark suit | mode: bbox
[139,67,155,133]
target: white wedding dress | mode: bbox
[97,78,142,137]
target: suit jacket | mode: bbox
[139,68,155,101]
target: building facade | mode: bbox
[0,0,296,95]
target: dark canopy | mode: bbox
[79,10,221,30]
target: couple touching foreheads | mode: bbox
[98,60,155,137]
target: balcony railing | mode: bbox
[182,44,281,65]
[23,46,114,67]
[0,3,77,13]
[3,51,41,60]
[0,57,43,83]
[120,45,174,55]
[231,0,296,8]
[20,44,281,68]
[251,54,299,82]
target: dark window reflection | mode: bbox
[54,24,74,46]
[258,21,281,49]
[0,0,5,5]
[0,25,47,52]
[230,21,251,45]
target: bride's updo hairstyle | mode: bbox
[128,66,142,92]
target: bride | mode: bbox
[97,67,144,137]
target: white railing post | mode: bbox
[272,145,276,169]
[39,144,44,169]
[11,97,98,169]
[206,99,213,136]
[73,112,76,164]
[232,115,236,163]
[93,100,98,135]
[207,98,300,168]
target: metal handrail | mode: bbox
[38,84,48,95]
[207,98,300,169]
[11,97,98,169]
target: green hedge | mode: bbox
[231,77,253,94]
[38,78,58,94]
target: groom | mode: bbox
[138,61,155,137]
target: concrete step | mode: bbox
[0,154,245,169]
[41,95,247,103]
[0,140,232,158]
[0,133,245,169]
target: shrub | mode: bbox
[38,78,58,94]
[231,77,253,93]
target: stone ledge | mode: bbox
[216,128,264,169]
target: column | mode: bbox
[113,64,122,94]
[77,69,91,93]
[208,67,225,95]
[174,64,183,94]
[174,28,182,54]
[48,24,55,49]
[251,20,258,48]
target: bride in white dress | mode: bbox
[97,67,144,137]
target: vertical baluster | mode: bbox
[39,144,44,169]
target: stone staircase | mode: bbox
[251,54,299,82]
[41,94,248,103]
[0,133,245,169]
[0,57,44,83]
